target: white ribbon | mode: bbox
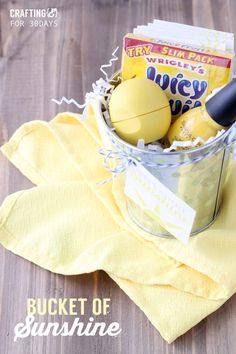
[51,47,121,119]
[96,148,140,186]
[100,47,121,83]
[51,78,113,120]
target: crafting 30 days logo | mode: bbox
[14,298,122,341]
[9,8,58,28]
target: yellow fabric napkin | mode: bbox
[1,110,236,343]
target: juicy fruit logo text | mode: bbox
[146,66,208,116]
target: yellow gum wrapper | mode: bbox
[121,33,234,120]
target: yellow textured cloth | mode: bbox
[1,111,236,343]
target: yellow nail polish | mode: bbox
[167,80,236,145]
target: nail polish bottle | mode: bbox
[167,80,236,145]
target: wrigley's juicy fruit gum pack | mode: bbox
[121,21,234,120]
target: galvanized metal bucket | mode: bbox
[92,96,236,238]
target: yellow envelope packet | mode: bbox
[121,33,234,120]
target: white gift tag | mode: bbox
[124,163,196,244]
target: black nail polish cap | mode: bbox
[205,79,236,126]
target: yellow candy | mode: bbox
[109,77,171,145]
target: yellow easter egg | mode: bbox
[109,77,171,145]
